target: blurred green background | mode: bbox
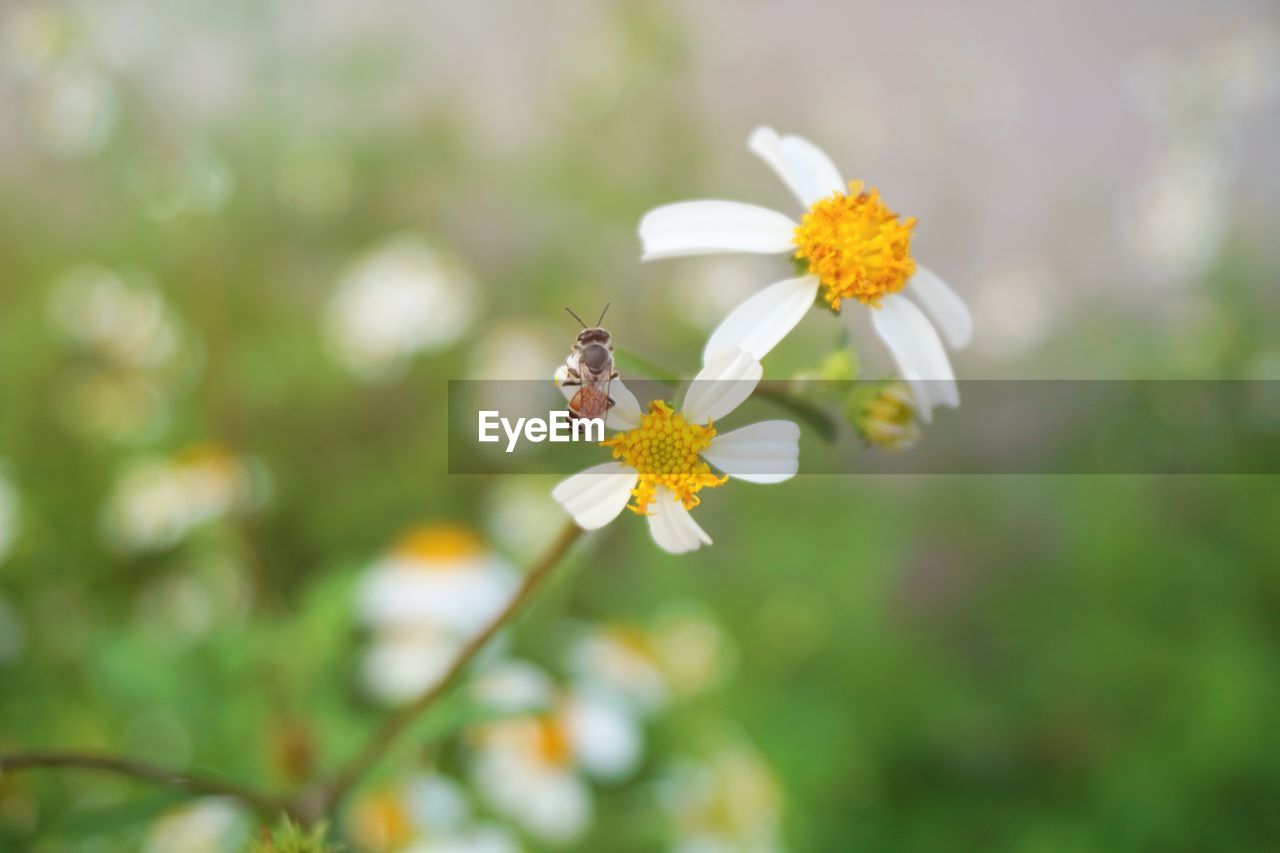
[2,1,1280,850]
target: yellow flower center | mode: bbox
[393,523,485,564]
[534,716,574,767]
[793,181,917,310]
[350,788,414,851]
[601,400,727,515]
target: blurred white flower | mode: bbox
[1123,142,1228,285]
[639,126,971,420]
[80,0,163,73]
[326,235,480,381]
[1124,28,1280,287]
[48,266,183,371]
[142,797,249,853]
[1128,28,1280,128]
[358,525,517,635]
[348,772,520,853]
[971,263,1061,358]
[647,605,734,698]
[483,477,566,559]
[3,5,76,79]
[139,147,236,220]
[468,319,560,381]
[571,607,732,717]
[30,63,116,157]
[658,741,783,853]
[467,319,563,442]
[103,445,265,553]
[553,348,798,555]
[133,553,253,644]
[357,524,518,704]
[47,266,195,443]
[0,464,20,566]
[571,626,667,715]
[361,626,467,706]
[54,368,171,443]
[469,662,643,845]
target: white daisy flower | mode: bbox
[102,445,264,553]
[658,741,784,853]
[348,772,520,853]
[356,525,519,704]
[357,525,518,636]
[360,627,468,706]
[48,266,183,372]
[552,347,799,555]
[468,662,643,845]
[325,234,480,381]
[639,126,972,420]
[142,796,249,853]
[570,609,730,715]
[570,626,669,715]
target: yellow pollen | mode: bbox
[601,400,727,515]
[793,181,917,311]
[534,716,574,766]
[393,523,485,563]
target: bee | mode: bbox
[561,304,618,422]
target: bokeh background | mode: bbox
[2,1,1280,850]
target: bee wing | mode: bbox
[571,383,612,420]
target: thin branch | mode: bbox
[0,751,282,816]
[315,520,585,815]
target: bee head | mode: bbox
[576,328,611,347]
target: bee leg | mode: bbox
[561,378,581,387]
[609,371,619,380]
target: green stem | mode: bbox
[312,521,585,818]
[0,751,282,818]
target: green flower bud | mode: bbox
[847,381,921,450]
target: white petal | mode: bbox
[702,275,820,365]
[604,378,642,430]
[645,488,712,555]
[551,463,637,530]
[748,126,845,208]
[521,772,590,843]
[869,294,960,422]
[638,201,796,260]
[565,692,643,780]
[554,369,642,431]
[908,264,972,349]
[702,420,800,484]
[681,347,762,425]
[470,660,555,713]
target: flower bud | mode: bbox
[847,381,921,450]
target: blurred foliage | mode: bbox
[246,819,343,853]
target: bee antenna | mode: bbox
[596,303,611,326]
[564,307,587,329]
